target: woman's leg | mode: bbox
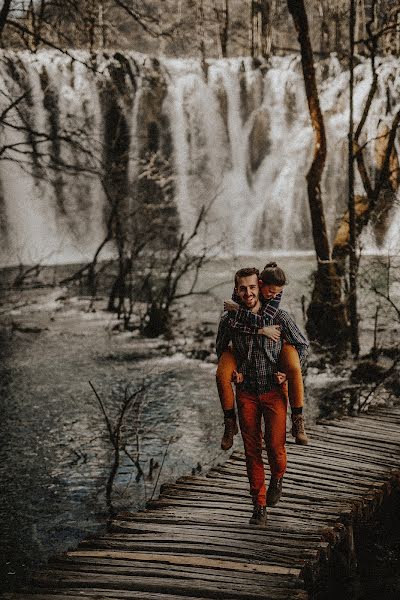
[216,348,239,450]
[279,342,308,445]
[216,348,237,411]
[279,342,304,408]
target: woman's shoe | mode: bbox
[221,417,239,450]
[291,414,309,445]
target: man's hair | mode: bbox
[259,262,287,286]
[234,267,259,288]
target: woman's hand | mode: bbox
[258,325,281,341]
[232,370,244,384]
[224,299,240,312]
[274,371,287,385]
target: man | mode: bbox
[216,267,309,526]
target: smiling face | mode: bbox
[235,274,260,311]
[259,282,284,301]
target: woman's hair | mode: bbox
[259,262,287,286]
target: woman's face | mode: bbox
[259,282,284,300]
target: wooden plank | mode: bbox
[8,590,308,600]
[318,417,400,435]
[53,557,302,585]
[33,570,306,599]
[309,424,400,446]
[62,551,303,577]
[24,591,308,600]
[76,539,318,564]
[77,533,318,558]
[109,522,328,546]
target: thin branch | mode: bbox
[149,436,172,501]
[89,380,114,444]
[113,0,161,38]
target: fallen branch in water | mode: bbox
[88,379,147,520]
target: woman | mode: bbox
[216,262,308,450]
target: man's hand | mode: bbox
[274,371,287,385]
[224,299,240,312]
[232,370,244,384]
[258,325,281,341]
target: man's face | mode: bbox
[235,274,260,309]
[259,282,284,300]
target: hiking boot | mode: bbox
[249,504,267,526]
[221,417,239,451]
[266,477,283,507]
[291,414,309,445]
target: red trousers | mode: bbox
[237,388,287,507]
[216,343,304,411]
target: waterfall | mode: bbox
[0,50,399,266]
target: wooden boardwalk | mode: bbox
[7,406,400,600]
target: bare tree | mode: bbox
[333,1,400,260]
[250,0,272,57]
[348,0,359,356]
[213,0,229,57]
[287,0,349,346]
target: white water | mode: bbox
[0,51,399,266]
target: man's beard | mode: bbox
[244,296,258,309]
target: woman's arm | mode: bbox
[225,290,283,334]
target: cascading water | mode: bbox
[0,50,399,266]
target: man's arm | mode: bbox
[216,314,232,358]
[228,291,283,332]
[277,310,309,368]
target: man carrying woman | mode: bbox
[216,262,309,451]
[215,264,309,525]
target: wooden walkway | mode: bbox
[7,406,400,600]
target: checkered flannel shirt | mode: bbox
[216,308,309,395]
[229,290,282,333]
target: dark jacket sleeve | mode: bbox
[229,292,283,332]
[277,310,309,369]
[215,314,232,359]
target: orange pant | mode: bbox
[216,343,304,411]
[237,388,287,506]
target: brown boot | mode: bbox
[291,413,309,445]
[221,417,239,451]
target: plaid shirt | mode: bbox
[229,290,282,333]
[216,308,309,395]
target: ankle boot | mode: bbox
[291,413,309,445]
[221,417,238,450]
[266,477,283,507]
[249,504,267,526]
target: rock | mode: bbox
[11,322,45,334]
[351,360,388,384]
[247,108,271,175]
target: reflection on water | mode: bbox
[0,317,232,590]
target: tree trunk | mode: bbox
[214,0,229,58]
[348,0,360,356]
[287,0,349,346]
[251,1,271,57]
[0,0,12,37]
